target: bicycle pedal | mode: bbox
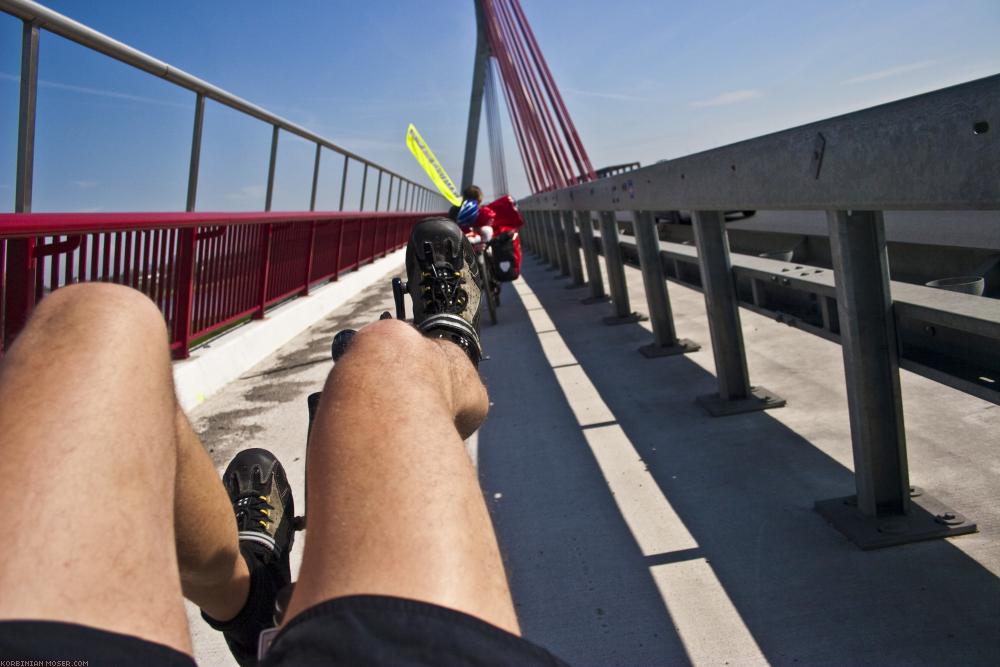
[291,515,307,531]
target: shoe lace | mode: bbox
[419,263,468,315]
[234,490,275,533]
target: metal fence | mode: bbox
[0,211,426,357]
[517,73,999,550]
[1,0,446,355]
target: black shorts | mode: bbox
[0,595,568,666]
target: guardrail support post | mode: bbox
[815,210,974,548]
[599,211,644,325]
[576,210,608,304]
[525,212,537,254]
[545,212,560,269]
[692,210,784,415]
[562,210,585,287]
[633,210,699,357]
[537,212,550,261]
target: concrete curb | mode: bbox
[173,249,404,411]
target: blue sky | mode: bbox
[1,0,998,212]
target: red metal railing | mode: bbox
[0,211,428,358]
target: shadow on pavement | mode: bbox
[475,255,1000,667]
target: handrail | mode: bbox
[0,211,430,359]
[518,72,999,548]
[519,74,1000,212]
[0,210,414,238]
[0,0,428,188]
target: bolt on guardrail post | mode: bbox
[814,209,974,548]
[4,19,40,352]
[599,211,644,325]
[691,210,784,415]
[633,210,700,358]
[171,91,205,359]
[576,210,609,304]
[562,210,585,287]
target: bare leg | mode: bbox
[0,284,249,652]
[285,319,519,634]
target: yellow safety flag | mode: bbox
[406,123,462,207]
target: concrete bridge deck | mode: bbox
[185,253,1000,666]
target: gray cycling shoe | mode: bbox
[404,217,484,365]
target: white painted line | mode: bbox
[173,249,405,411]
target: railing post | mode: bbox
[814,209,974,548]
[265,126,279,212]
[374,170,383,211]
[172,92,205,359]
[338,155,349,211]
[4,20,40,352]
[254,223,273,319]
[576,210,608,304]
[633,210,699,357]
[691,210,784,415]
[302,220,317,296]
[309,143,321,212]
[359,164,368,211]
[562,210,585,287]
[599,211,644,325]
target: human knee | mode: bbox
[30,283,168,346]
[345,319,428,364]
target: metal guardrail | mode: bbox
[1,0,444,216]
[0,211,425,358]
[518,74,999,550]
[1,0,447,356]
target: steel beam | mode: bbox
[815,210,975,548]
[518,75,1000,212]
[4,19,39,350]
[692,210,784,415]
[576,210,608,304]
[599,212,644,325]
[633,210,699,357]
[562,210,585,286]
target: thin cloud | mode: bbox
[563,87,647,102]
[841,60,937,85]
[71,179,99,189]
[690,89,762,108]
[0,72,189,109]
[225,185,266,201]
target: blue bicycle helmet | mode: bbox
[456,199,479,226]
